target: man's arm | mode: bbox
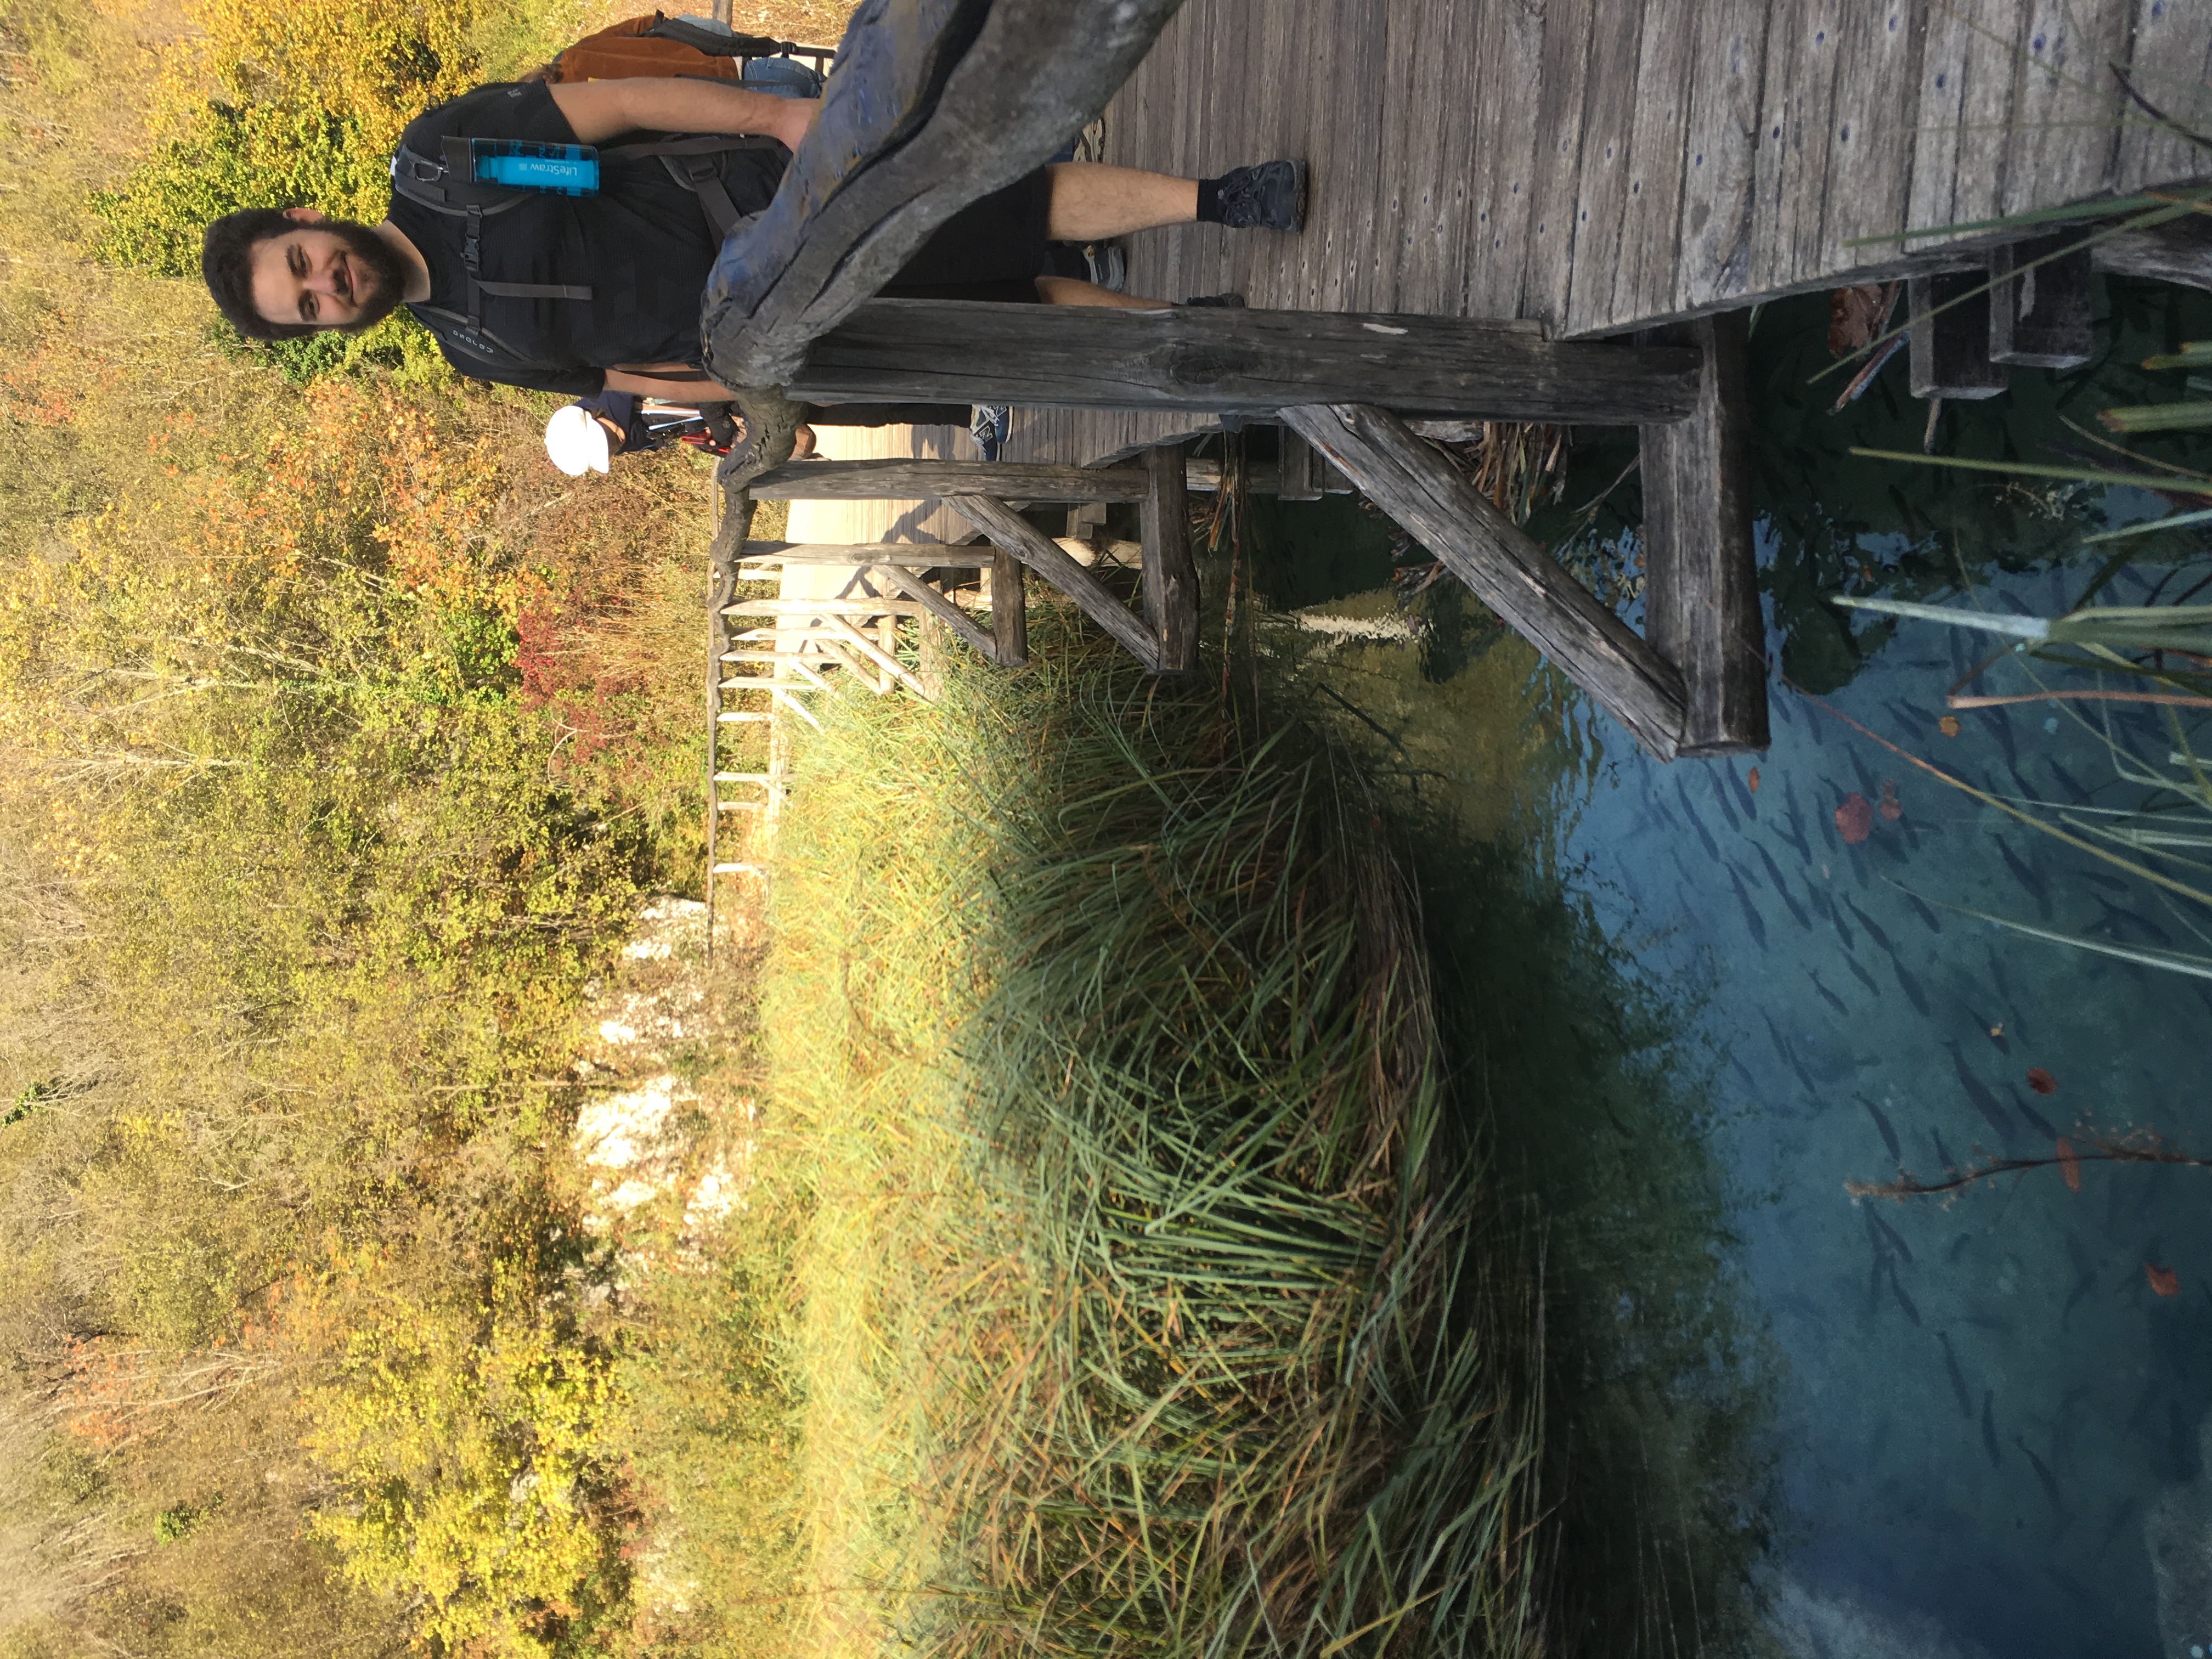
[605,366,742,401]
[546,78,817,151]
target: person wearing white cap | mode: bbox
[543,401,620,476]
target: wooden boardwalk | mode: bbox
[1009,0,2212,467]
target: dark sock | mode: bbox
[1195,176,1227,224]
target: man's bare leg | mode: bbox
[1042,163,1198,242]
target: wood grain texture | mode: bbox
[751,458,1152,501]
[1988,238,2094,366]
[796,299,1706,421]
[1605,0,1698,328]
[2114,0,2212,190]
[2094,214,2212,289]
[1561,2,1646,332]
[991,548,1029,666]
[1638,313,1769,755]
[1908,272,2012,398]
[1141,445,1200,672]
[1282,403,1686,759]
[947,495,1164,668]
[1672,0,1773,313]
[742,541,1001,566]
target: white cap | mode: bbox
[544,404,612,476]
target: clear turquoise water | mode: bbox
[1261,283,2212,1657]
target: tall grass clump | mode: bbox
[761,627,1548,1659]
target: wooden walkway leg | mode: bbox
[948,495,1164,671]
[1639,312,1770,757]
[1283,403,1686,760]
[1141,444,1199,673]
[1908,272,2010,400]
[1989,238,2093,369]
[991,549,1029,668]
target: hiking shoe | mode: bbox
[1177,292,1246,307]
[1084,242,1127,292]
[969,404,1011,462]
[1214,160,1307,232]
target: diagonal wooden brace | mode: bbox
[946,495,1164,672]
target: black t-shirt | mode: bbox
[387,83,788,395]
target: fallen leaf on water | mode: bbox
[2147,1262,2181,1298]
[2055,1137,2081,1193]
[1835,792,1873,844]
[1938,715,1961,737]
[1878,778,1903,821]
[1746,766,1760,794]
[2027,1066,2057,1096]
[1829,284,1888,356]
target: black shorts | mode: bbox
[882,169,1079,303]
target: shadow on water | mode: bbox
[1233,270,2212,1659]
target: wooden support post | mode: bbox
[1639,314,1770,757]
[1283,403,1685,760]
[794,299,1706,423]
[749,458,1149,502]
[991,549,1029,668]
[868,563,1001,662]
[1908,273,2010,400]
[1277,430,1324,501]
[947,495,1162,670]
[1141,444,1199,672]
[2093,215,2212,294]
[1989,237,2094,369]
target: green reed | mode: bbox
[759,624,1548,1659]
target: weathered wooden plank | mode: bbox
[1282,402,1686,760]
[1141,445,1200,672]
[1815,0,1921,276]
[1988,236,2094,366]
[1278,430,1323,501]
[991,549,1029,667]
[1908,271,2011,398]
[2113,0,2212,191]
[1914,0,2028,251]
[1460,0,1547,317]
[1520,0,1598,330]
[1638,312,1769,756]
[866,563,1003,659]
[947,495,1165,669]
[1605,0,1698,329]
[701,0,1187,387]
[1672,0,1773,313]
[1561,1,1649,335]
[2004,1,2132,216]
[794,299,1706,422]
[742,541,1000,566]
[1376,0,1462,314]
[751,458,1152,501]
[2095,214,2212,290]
[1748,2,1846,297]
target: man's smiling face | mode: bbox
[245,208,409,332]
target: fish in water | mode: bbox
[1891,958,1930,1015]
[2096,899,2175,947]
[1982,1391,2004,1466]
[1808,886,1854,948]
[1863,1097,1903,1163]
[2055,1138,2082,1193]
[1842,954,1883,998]
[1752,845,1812,927]
[1779,777,1813,857]
[1970,1014,2012,1056]
[1886,699,1926,737]
[1729,866,1767,947]
[1730,1051,1757,1091]
[1836,792,1874,844]
[1997,840,2052,919]
[2080,868,2127,894]
[1869,1207,1914,1263]
[1939,1331,1974,1418]
[1905,890,1942,933]
[1889,1263,1922,1327]
[2147,1262,2181,1298]
[1711,771,1743,832]
[1677,787,1722,860]
[1844,898,1893,955]
[2011,1089,2062,1142]
[1932,1130,1957,1173]
[1807,969,1850,1018]
[1946,1230,1973,1263]
[2047,758,2094,803]
[2015,1436,2064,1515]
[1988,707,2020,771]
[1945,1041,2014,1138]
[1960,1311,2013,1336]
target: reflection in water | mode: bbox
[1250,279,2211,1658]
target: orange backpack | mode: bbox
[539,13,827,89]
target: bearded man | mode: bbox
[198,75,1308,405]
